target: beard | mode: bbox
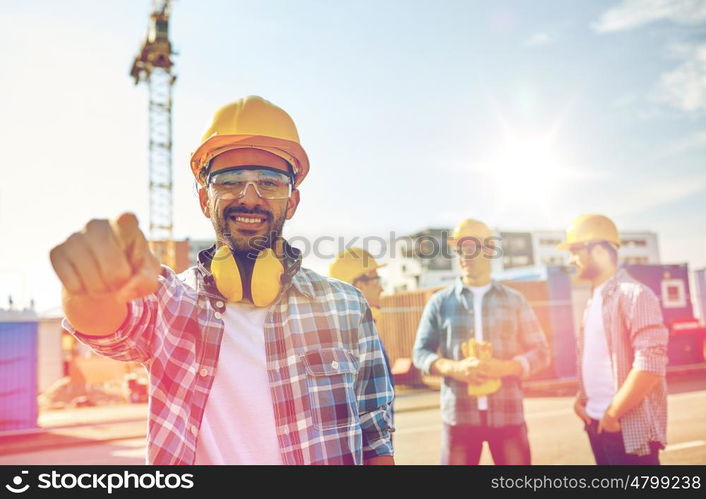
[578,258,601,280]
[212,202,286,257]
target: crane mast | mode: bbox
[130,0,176,267]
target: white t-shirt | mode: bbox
[194,302,283,464]
[466,283,492,410]
[582,282,616,420]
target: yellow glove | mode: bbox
[461,338,501,397]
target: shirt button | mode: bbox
[214,312,222,320]
[190,425,198,437]
[216,301,224,308]
[199,368,209,377]
[331,360,339,370]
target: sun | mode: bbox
[483,132,568,207]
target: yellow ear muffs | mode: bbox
[210,245,284,307]
[211,245,244,303]
[251,248,284,307]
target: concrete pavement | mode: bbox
[2,367,704,459]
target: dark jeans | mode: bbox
[441,413,531,465]
[585,418,660,465]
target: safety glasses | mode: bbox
[355,274,381,284]
[455,238,500,258]
[207,167,292,200]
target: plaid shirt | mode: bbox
[413,278,549,427]
[64,244,394,465]
[577,269,668,456]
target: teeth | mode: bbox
[233,216,263,224]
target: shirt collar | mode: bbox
[599,268,629,298]
[453,276,500,300]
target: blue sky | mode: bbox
[0,0,705,313]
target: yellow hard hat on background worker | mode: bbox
[190,95,310,187]
[447,218,494,247]
[329,248,386,284]
[557,214,621,250]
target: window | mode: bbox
[661,279,687,308]
[621,239,647,247]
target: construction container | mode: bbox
[625,263,705,366]
[38,316,65,393]
[625,264,694,326]
[0,310,39,432]
[694,268,706,323]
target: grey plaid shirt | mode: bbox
[413,278,550,427]
[577,269,668,456]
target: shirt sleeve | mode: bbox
[62,266,178,364]
[412,295,442,376]
[356,303,395,460]
[513,294,551,379]
[627,286,669,376]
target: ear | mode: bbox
[285,189,300,220]
[198,187,211,218]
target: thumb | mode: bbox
[115,257,160,303]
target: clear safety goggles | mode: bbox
[207,167,293,200]
[455,237,501,258]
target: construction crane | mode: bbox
[129,0,176,268]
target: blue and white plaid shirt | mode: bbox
[64,244,394,465]
[413,278,549,427]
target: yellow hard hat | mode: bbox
[447,218,493,247]
[558,214,621,250]
[190,95,310,187]
[329,248,386,284]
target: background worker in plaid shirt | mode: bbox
[413,218,549,465]
[49,96,394,465]
[559,214,668,465]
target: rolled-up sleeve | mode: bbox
[356,305,394,460]
[629,288,669,376]
[413,295,442,376]
[513,295,550,379]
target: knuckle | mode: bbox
[66,232,84,247]
[49,245,64,265]
[85,218,107,233]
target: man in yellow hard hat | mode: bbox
[413,218,549,465]
[329,248,385,323]
[49,96,394,465]
[559,214,668,465]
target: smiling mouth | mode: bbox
[229,214,267,224]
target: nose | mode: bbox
[239,182,263,203]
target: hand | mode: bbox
[50,213,160,303]
[453,357,487,384]
[573,397,592,425]
[476,358,508,378]
[598,410,621,434]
